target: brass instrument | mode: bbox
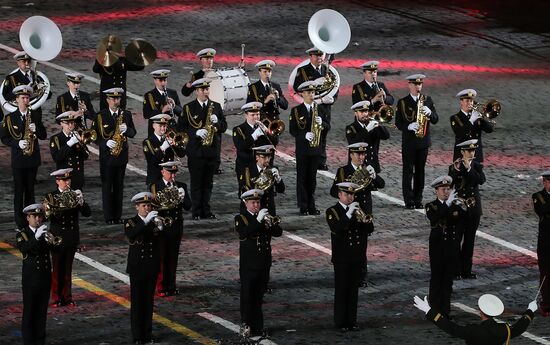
[266,77,279,112]
[45,231,62,245]
[415,94,428,138]
[453,197,476,211]
[110,109,127,157]
[315,56,337,97]
[354,208,373,223]
[263,214,281,227]
[202,101,217,146]
[166,129,189,149]
[347,165,373,192]
[163,86,175,117]
[472,99,501,122]
[22,110,36,156]
[251,169,276,191]
[74,91,87,128]
[153,216,173,228]
[154,186,183,210]
[260,118,285,136]
[368,105,395,124]
[44,190,79,218]
[76,128,97,145]
[309,102,322,148]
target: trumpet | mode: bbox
[45,231,62,245]
[263,214,281,227]
[354,208,373,224]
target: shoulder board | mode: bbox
[147,93,157,109]
[534,193,546,205]
[251,84,260,101]
[235,214,249,227]
[346,124,356,135]
[329,207,340,221]
[452,115,463,127]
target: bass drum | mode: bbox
[205,67,250,114]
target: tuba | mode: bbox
[22,110,36,156]
[202,101,217,146]
[110,109,127,157]
[415,94,429,138]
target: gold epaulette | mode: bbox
[299,68,308,82]
[143,139,156,154]
[534,192,546,205]
[452,115,463,128]
[250,84,260,101]
[235,214,249,227]
[337,168,345,183]
[328,207,340,221]
[235,127,245,140]
[50,136,60,149]
[356,84,366,101]
[346,125,356,135]
[147,93,157,110]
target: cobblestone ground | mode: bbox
[0,1,549,344]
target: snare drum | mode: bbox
[205,67,250,114]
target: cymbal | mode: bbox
[125,39,157,67]
[96,35,122,67]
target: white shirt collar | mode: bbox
[365,80,374,87]
[70,91,78,99]
[257,164,264,173]
[163,178,172,186]
[338,201,349,210]
[138,214,147,222]
[410,94,418,101]
[29,225,37,232]
[154,133,163,141]
[351,163,360,170]
[461,109,469,116]
[438,199,446,205]
[157,88,166,95]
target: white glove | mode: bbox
[345,202,359,219]
[421,106,432,116]
[305,132,314,142]
[144,210,158,225]
[74,189,84,206]
[251,127,264,140]
[408,122,420,132]
[18,140,29,149]
[178,187,185,199]
[210,114,218,124]
[366,120,379,132]
[67,136,79,147]
[35,224,48,240]
[271,167,281,182]
[315,116,323,125]
[196,129,208,139]
[413,295,431,314]
[118,123,127,134]
[321,95,334,104]
[29,123,36,132]
[160,140,171,152]
[528,300,538,312]
[366,165,376,179]
[446,190,457,207]
[256,208,269,223]
[106,139,117,149]
[469,110,481,124]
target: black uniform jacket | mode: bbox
[326,203,370,264]
[238,162,286,209]
[178,99,227,158]
[124,214,161,278]
[92,109,136,166]
[150,179,192,229]
[448,161,486,216]
[2,69,36,102]
[289,103,330,157]
[142,87,182,119]
[293,63,325,93]
[395,94,439,149]
[45,189,91,247]
[235,211,282,270]
[425,199,465,248]
[426,308,534,345]
[345,119,390,173]
[450,110,494,161]
[330,163,385,213]
[181,70,205,97]
[50,131,89,172]
[55,90,96,125]
[92,57,144,91]
[351,80,394,109]
[533,189,550,242]
[16,226,52,283]
[246,80,288,119]
[0,109,47,168]
[143,134,185,185]
[232,121,277,172]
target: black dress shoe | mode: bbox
[454,274,462,280]
[64,300,77,307]
[201,213,217,219]
[318,164,329,171]
[338,326,349,333]
[462,273,477,279]
[215,168,223,175]
[414,203,424,209]
[299,209,309,216]
[191,215,200,220]
[105,220,114,225]
[405,204,415,210]
[308,209,321,215]
[349,325,360,332]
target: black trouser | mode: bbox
[296,155,320,211]
[130,273,156,343]
[333,262,362,328]
[22,275,50,345]
[429,246,458,317]
[51,246,76,303]
[188,157,216,217]
[318,104,331,167]
[100,163,126,221]
[459,213,481,276]
[13,167,37,228]
[402,145,428,206]
[158,225,183,293]
[240,266,269,333]
[215,133,222,171]
[538,241,550,310]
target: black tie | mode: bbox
[25,72,31,83]
[167,182,172,187]
[202,103,207,113]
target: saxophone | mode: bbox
[415,94,428,138]
[202,101,217,146]
[22,110,36,156]
[110,109,127,157]
[309,102,322,148]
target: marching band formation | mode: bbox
[1,11,549,345]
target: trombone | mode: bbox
[471,99,501,123]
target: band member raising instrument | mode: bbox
[346,100,390,173]
[532,170,550,317]
[55,73,95,128]
[448,139,486,280]
[143,114,186,186]
[143,69,182,136]
[2,52,41,110]
[293,47,335,171]
[451,89,494,162]
[235,189,282,338]
[330,143,381,286]
[91,88,136,224]
[395,74,439,209]
[181,48,216,97]
[238,145,285,215]
[424,175,465,318]
[289,81,330,216]
[178,78,227,220]
[326,182,371,332]
[50,111,91,191]
[247,60,288,121]
[17,204,55,345]
[150,162,191,297]
[124,192,162,344]
[351,61,394,111]
[0,85,47,230]
[44,168,91,308]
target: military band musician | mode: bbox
[351,61,394,111]
[246,60,288,121]
[55,73,95,128]
[142,69,182,136]
[532,170,550,316]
